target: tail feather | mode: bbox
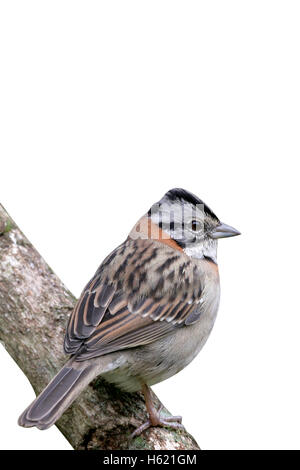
[18,360,97,430]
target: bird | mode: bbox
[18,188,240,436]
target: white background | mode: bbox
[0,1,299,450]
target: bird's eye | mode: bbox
[191,220,201,231]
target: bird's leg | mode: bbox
[131,384,183,438]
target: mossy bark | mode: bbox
[0,203,200,450]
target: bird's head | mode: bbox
[130,188,240,263]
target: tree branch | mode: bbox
[0,203,199,450]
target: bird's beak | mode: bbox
[210,222,241,239]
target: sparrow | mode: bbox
[18,188,240,436]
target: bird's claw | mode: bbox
[131,413,184,438]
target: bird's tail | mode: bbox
[18,358,99,430]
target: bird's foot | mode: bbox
[131,404,183,438]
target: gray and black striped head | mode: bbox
[147,188,240,262]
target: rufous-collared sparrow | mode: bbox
[18,188,240,436]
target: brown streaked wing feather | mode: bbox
[64,278,116,354]
[74,295,203,362]
[64,237,205,360]
[78,321,175,360]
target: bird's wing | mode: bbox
[64,239,205,361]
